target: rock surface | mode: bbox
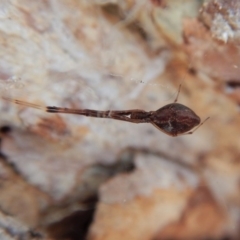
[0,0,239,239]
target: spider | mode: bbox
[2,85,209,137]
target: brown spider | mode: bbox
[2,85,209,137]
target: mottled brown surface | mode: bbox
[89,188,193,240]
[183,18,240,81]
[0,0,239,240]
[154,186,227,240]
[200,0,240,44]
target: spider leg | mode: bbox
[2,97,149,123]
[174,84,181,103]
[110,114,147,123]
[2,97,45,110]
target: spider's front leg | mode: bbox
[112,110,151,124]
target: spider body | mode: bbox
[150,103,201,136]
[2,85,208,137]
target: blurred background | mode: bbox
[0,0,240,239]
